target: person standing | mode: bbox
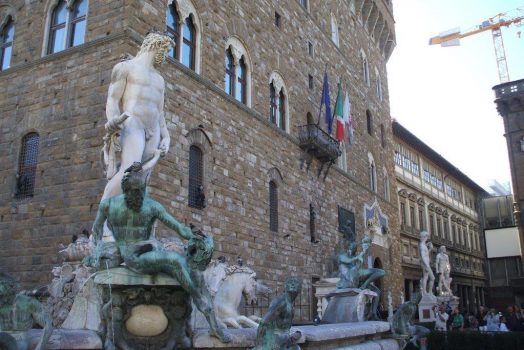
[434,304,449,331]
[450,307,464,331]
[484,308,500,332]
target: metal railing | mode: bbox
[297,124,341,162]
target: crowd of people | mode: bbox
[433,304,524,332]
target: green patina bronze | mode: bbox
[86,166,231,344]
[391,292,430,349]
[0,273,52,350]
[253,277,302,350]
[336,234,385,320]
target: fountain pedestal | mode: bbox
[93,267,192,350]
[321,288,377,323]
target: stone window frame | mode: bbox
[298,0,309,11]
[360,49,370,86]
[15,132,41,199]
[166,0,201,73]
[184,127,212,211]
[330,14,339,47]
[368,152,377,193]
[269,71,290,133]
[366,110,373,135]
[374,66,383,101]
[382,167,390,201]
[42,0,89,56]
[267,167,284,233]
[224,36,252,107]
[417,198,425,231]
[0,14,15,71]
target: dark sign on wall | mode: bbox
[338,206,355,243]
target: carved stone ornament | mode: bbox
[408,193,417,202]
[176,0,198,22]
[269,71,286,95]
[428,203,435,211]
[398,189,408,198]
[417,197,425,206]
[225,36,249,65]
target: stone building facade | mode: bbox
[393,121,488,313]
[0,0,399,319]
[492,79,524,307]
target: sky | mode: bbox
[387,0,524,192]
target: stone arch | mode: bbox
[0,3,16,29]
[267,167,284,185]
[225,36,252,107]
[269,71,290,133]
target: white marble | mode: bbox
[419,231,435,297]
[435,246,453,296]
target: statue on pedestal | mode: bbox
[0,273,52,350]
[435,246,453,296]
[336,234,384,320]
[86,167,231,344]
[252,277,302,350]
[101,33,173,199]
[419,231,435,297]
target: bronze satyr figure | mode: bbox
[253,277,302,350]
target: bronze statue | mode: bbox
[253,277,302,350]
[87,166,231,343]
[0,272,52,350]
[391,292,430,349]
[337,234,385,320]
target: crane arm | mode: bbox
[429,16,523,45]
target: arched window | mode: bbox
[166,2,180,59]
[366,110,373,135]
[368,153,377,192]
[1,17,14,71]
[383,168,390,201]
[269,72,288,132]
[375,67,383,101]
[69,0,87,47]
[188,145,205,209]
[380,124,385,147]
[269,180,279,232]
[47,0,87,55]
[48,1,68,54]
[224,37,251,106]
[270,82,277,124]
[165,0,200,72]
[235,57,247,103]
[306,112,314,124]
[360,50,369,85]
[331,15,339,47]
[16,133,40,198]
[224,48,234,96]
[181,16,195,69]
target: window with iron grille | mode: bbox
[16,133,40,198]
[188,145,205,209]
[269,180,278,232]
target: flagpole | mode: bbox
[316,63,328,126]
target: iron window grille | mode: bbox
[188,145,205,209]
[16,133,40,198]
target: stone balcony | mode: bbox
[298,124,341,162]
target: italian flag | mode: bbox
[335,83,345,141]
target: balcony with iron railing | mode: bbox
[298,124,341,162]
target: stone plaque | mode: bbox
[338,206,355,243]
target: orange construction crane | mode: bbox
[429,7,524,82]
